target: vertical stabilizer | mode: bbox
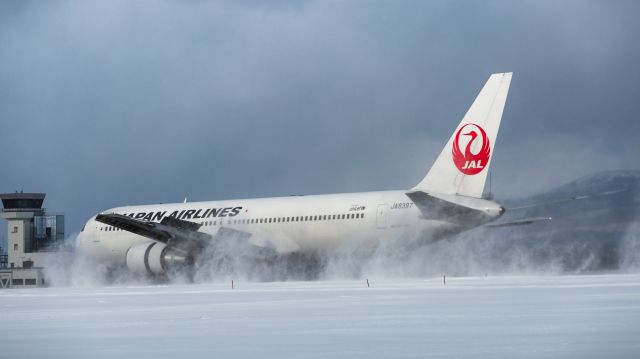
[410,72,512,198]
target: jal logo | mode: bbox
[452,123,491,175]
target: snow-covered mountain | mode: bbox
[482,170,640,272]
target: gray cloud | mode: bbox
[0,0,639,236]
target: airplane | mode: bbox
[77,72,514,278]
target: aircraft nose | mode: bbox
[75,231,89,251]
[75,219,95,251]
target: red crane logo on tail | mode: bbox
[452,123,491,175]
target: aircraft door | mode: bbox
[376,204,388,229]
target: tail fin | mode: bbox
[411,72,512,198]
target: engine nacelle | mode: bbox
[125,241,188,275]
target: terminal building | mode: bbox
[0,192,64,288]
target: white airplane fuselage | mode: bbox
[77,72,513,275]
[78,190,449,264]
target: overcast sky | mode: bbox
[1,0,639,235]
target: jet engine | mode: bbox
[125,240,189,275]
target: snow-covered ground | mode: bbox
[1,274,639,358]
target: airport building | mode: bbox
[0,192,64,288]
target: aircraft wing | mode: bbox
[95,213,215,253]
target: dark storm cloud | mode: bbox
[0,0,639,236]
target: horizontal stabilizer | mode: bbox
[406,190,504,225]
[485,217,552,228]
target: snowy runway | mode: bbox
[1,274,639,358]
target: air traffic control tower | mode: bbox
[0,192,64,288]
